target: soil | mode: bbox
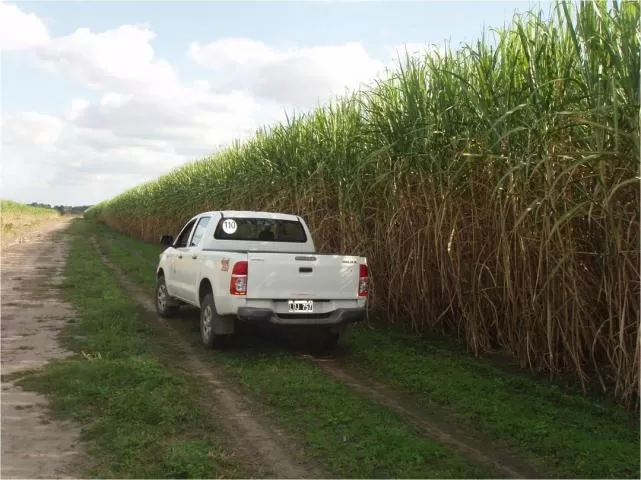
[1,218,82,479]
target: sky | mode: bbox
[1,0,548,206]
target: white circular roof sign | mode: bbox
[222,219,237,234]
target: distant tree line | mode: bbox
[29,202,92,215]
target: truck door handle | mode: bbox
[299,267,312,273]
[191,255,198,259]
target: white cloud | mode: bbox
[0,1,49,51]
[189,39,385,108]
[2,112,64,150]
[67,98,90,121]
[0,3,263,205]
[72,90,258,144]
[0,88,261,205]
[1,2,389,206]
[0,110,206,206]
[1,113,63,203]
[189,38,275,70]
[34,24,181,96]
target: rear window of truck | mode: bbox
[213,217,308,243]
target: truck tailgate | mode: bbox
[246,252,362,300]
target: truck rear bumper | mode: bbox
[236,306,366,326]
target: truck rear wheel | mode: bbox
[200,293,233,349]
[156,275,179,318]
[319,331,340,352]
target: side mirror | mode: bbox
[160,235,173,246]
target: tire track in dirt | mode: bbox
[93,233,544,478]
[89,237,323,479]
[300,355,544,479]
[1,219,82,479]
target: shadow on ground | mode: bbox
[165,305,355,360]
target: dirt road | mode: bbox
[1,219,81,478]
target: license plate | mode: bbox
[288,300,314,313]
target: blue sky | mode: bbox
[1,0,550,205]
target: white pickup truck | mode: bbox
[155,210,368,350]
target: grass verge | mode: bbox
[93,221,640,479]
[13,219,248,479]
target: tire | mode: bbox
[319,330,340,353]
[200,293,233,349]
[156,275,179,318]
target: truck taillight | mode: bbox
[230,261,248,296]
[358,264,368,297]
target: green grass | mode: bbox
[343,328,641,479]
[90,222,499,478]
[93,222,640,479]
[13,220,248,479]
[1,199,59,216]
